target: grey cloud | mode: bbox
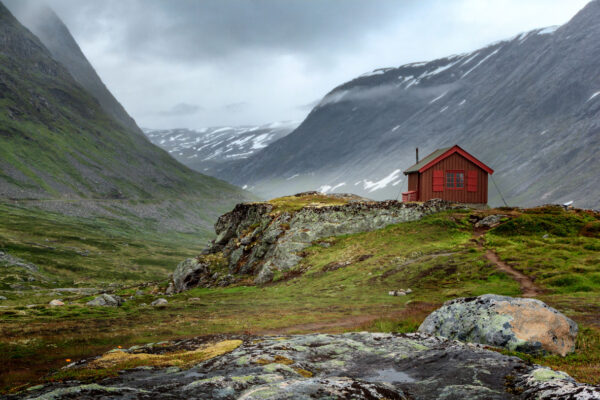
[297,100,321,111]
[160,103,202,117]
[3,0,591,128]
[223,102,248,113]
[43,0,418,63]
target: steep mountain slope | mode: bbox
[4,0,143,135]
[221,1,600,209]
[143,121,297,179]
[0,2,249,233]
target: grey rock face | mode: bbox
[475,214,507,228]
[86,294,123,307]
[254,264,274,285]
[0,251,38,272]
[20,332,600,399]
[0,296,7,300]
[172,258,212,293]
[218,1,600,209]
[418,294,578,356]
[151,298,168,307]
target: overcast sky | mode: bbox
[8,0,593,129]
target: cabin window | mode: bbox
[446,171,464,189]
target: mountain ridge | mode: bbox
[3,0,144,136]
[143,121,297,179]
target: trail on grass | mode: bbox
[473,230,541,297]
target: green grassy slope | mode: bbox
[1,206,598,392]
[0,3,249,232]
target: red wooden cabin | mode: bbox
[402,145,494,204]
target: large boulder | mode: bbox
[172,258,212,293]
[86,294,123,307]
[418,294,578,356]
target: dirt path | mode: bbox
[473,231,541,297]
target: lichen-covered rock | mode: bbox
[475,214,507,228]
[254,264,274,285]
[178,196,456,288]
[48,299,64,307]
[418,294,578,356]
[86,294,123,307]
[151,298,168,307]
[0,251,38,272]
[19,332,599,400]
[172,257,212,293]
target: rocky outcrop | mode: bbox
[172,195,455,290]
[418,294,578,356]
[86,294,123,307]
[170,256,237,293]
[0,251,38,272]
[474,214,508,228]
[18,332,600,399]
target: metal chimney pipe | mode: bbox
[416,148,419,164]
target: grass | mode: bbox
[0,202,206,288]
[266,193,352,214]
[0,206,598,392]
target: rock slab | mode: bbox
[86,294,123,307]
[16,332,599,399]
[418,294,578,356]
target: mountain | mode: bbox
[3,0,143,135]
[143,121,297,181]
[219,1,600,209]
[0,2,249,233]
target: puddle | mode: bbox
[366,368,415,383]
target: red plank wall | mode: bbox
[418,153,488,203]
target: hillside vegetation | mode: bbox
[0,3,250,235]
[1,202,598,393]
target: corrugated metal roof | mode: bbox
[403,147,451,174]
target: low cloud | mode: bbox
[4,0,592,128]
[223,102,248,113]
[159,103,202,117]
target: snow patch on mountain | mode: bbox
[357,170,402,193]
[462,49,500,78]
[319,182,346,194]
[143,121,298,174]
[537,26,559,35]
[430,91,448,104]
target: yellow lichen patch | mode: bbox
[88,340,242,371]
[294,367,313,378]
[196,253,227,271]
[254,355,295,366]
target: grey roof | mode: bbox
[403,147,452,174]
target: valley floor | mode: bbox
[0,204,599,394]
